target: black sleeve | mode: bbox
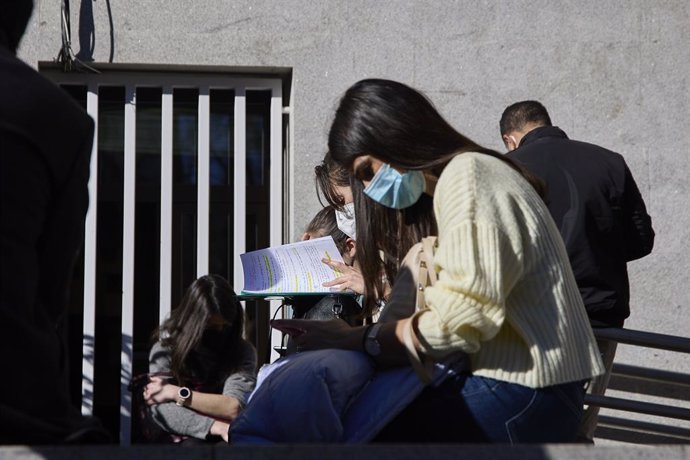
[621,164,654,261]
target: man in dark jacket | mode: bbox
[0,0,108,444]
[499,100,655,442]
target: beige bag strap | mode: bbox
[404,236,438,383]
[402,312,434,384]
[414,236,438,310]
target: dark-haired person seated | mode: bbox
[272,79,606,443]
[143,275,256,443]
[288,205,363,338]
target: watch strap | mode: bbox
[363,322,383,357]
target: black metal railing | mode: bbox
[588,328,690,444]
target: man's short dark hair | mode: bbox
[500,100,552,135]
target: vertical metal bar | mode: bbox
[82,84,99,416]
[269,84,283,250]
[120,85,137,446]
[268,83,283,362]
[159,87,173,324]
[233,87,246,294]
[284,88,294,245]
[197,87,210,277]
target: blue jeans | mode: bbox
[374,374,585,443]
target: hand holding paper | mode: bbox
[240,236,347,296]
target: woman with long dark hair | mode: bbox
[144,274,256,442]
[273,79,604,442]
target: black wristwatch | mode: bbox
[363,323,383,357]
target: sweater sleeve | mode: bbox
[148,341,172,375]
[148,402,216,440]
[147,341,216,440]
[416,155,525,358]
[221,340,257,409]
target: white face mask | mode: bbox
[335,202,356,240]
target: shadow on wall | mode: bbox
[74,0,114,63]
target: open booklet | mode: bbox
[240,236,348,296]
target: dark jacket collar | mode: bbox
[519,126,569,148]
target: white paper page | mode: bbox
[240,236,344,295]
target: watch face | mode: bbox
[178,387,191,399]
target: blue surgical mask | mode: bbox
[335,202,357,240]
[363,163,425,209]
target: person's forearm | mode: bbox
[343,319,420,368]
[273,317,428,368]
[380,318,421,367]
[183,391,241,420]
[209,420,230,442]
[149,402,215,440]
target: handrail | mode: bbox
[611,363,690,387]
[596,415,690,444]
[585,394,690,421]
[592,327,690,354]
[587,327,690,443]
[598,415,690,436]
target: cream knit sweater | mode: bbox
[417,152,605,388]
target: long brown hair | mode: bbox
[315,153,350,208]
[329,79,544,181]
[327,79,543,316]
[315,152,437,313]
[152,274,244,386]
[351,179,437,312]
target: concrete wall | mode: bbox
[18,0,690,429]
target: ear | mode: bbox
[502,134,519,152]
[301,232,311,241]
[345,238,356,259]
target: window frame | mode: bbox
[40,63,292,444]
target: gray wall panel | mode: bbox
[17,0,690,432]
